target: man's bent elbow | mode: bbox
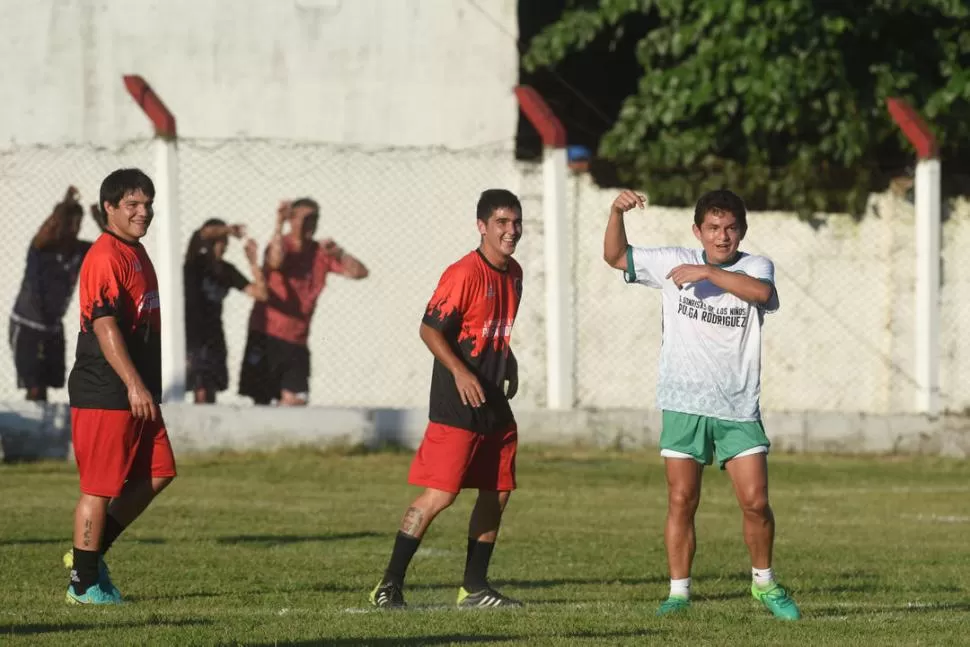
[603,251,627,271]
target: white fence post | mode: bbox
[124,76,186,403]
[515,86,574,409]
[542,146,573,409]
[886,97,940,416]
[914,158,941,415]
[153,137,186,403]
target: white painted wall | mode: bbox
[0,0,518,147]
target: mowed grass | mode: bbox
[1,445,969,646]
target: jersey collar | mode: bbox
[702,250,742,268]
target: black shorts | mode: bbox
[238,330,311,404]
[8,319,65,390]
[186,339,229,393]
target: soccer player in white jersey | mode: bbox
[603,188,801,621]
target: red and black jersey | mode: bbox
[422,250,523,434]
[68,232,162,409]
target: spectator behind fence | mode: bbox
[239,199,369,406]
[184,219,268,404]
[8,186,102,402]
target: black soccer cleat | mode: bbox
[370,580,406,609]
[456,586,523,609]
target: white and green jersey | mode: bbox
[624,246,779,422]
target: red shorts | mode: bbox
[71,408,178,498]
[408,421,517,494]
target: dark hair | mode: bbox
[476,189,521,222]
[291,198,319,213]
[35,200,84,250]
[185,218,227,262]
[99,168,155,212]
[693,189,747,236]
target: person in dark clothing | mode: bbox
[9,186,101,401]
[184,219,268,403]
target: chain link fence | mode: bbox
[177,138,542,408]
[1,139,968,414]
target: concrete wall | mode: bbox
[3,402,968,462]
[0,0,518,148]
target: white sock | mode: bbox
[669,577,691,599]
[752,567,774,587]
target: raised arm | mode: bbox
[32,186,80,248]
[241,238,269,301]
[419,322,484,408]
[199,222,247,241]
[264,201,289,272]
[603,190,646,270]
[323,240,369,279]
[92,317,157,421]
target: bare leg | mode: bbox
[664,458,703,580]
[463,490,511,593]
[724,453,774,569]
[74,494,109,552]
[26,386,47,402]
[194,387,215,404]
[106,476,175,528]
[401,487,458,538]
[468,490,510,542]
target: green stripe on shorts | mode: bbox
[660,410,770,469]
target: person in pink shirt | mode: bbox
[239,199,369,406]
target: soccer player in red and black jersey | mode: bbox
[371,189,525,610]
[239,199,369,406]
[63,168,177,605]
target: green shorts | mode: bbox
[660,410,771,470]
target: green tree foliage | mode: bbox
[523,0,970,215]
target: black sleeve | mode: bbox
[223,261,250,291]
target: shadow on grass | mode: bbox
[126,590,225,602]
[406,575,669,592]
[216,531,381,546]
[311,575,667,595]
[241,629,662,646]
[0,618,212,635]
[0,537,166,547]
[810,600,970,617]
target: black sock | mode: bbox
[101,515,126,555]
[463,539,495,592]
[383,531,421,587]
[71,547,100,594]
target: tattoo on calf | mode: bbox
[82,519,93,548]
[401,506,424,536]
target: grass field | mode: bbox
[1,445,969,646]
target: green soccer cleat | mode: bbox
[63,550,122,603]
[65,584,123,605]
[370,580,406,609]
[752,581,801,620]
[656,595,691,616]
[456,586,523,609]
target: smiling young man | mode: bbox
[64,168,176,605]
[603,189,800,620]
[370,189,524,610]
